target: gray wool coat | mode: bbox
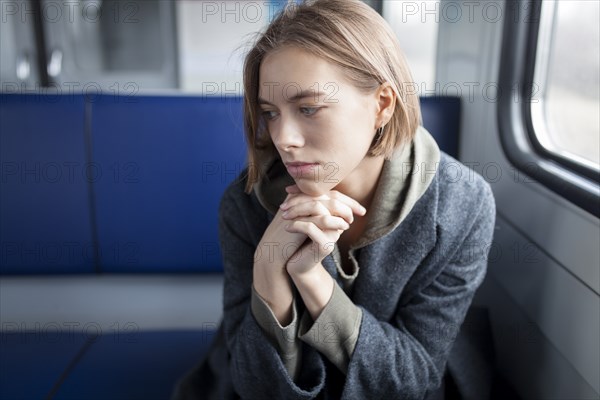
[171,127,497,400]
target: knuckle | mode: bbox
[336,200,351,215]
[329,201,342,215]
[318,202,331,216]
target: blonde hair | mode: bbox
[242,0,421,194]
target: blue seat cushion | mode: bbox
[51,330,216,399]
[0,331,89,399]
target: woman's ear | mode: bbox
[375,83,396,127]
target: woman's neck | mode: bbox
[334,155,385,211]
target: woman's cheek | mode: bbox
[321,161,343,186]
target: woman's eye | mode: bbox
[261,110,278,120]
[300,107,319,116]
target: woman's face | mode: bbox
[258,46,381,197]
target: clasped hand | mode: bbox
[252,184,367,323]
[279,184,367,276]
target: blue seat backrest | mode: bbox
[420,96,460,158]
[0,95,95,273]
[90,96,246,272]
[0,95,460,274]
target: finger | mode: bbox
[327,190,367,216]
[284,220,337,250]
[285,184,301,194]
[280,192,330,211]
[279,192,301,213]
[320,198,357,224]
[281,190,366,219]
[281,200,331,220]
[288,215,350,231]
[281,195,355,224]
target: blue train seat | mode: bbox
[0,95,94,274]
[0,94,460,399]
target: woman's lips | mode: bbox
[285,162,319,178]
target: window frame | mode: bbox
[498,0,600,217]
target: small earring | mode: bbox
[374,125,385,144]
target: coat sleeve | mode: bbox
[218,187,326,399]
[250,284,302,379]
[341,182,497,400]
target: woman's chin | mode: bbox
[293,180,331,197]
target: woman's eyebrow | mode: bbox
[258,90,327,105]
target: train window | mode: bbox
[498,1,600,217]
[177,0,438,94]
[382,1,439,92]
[1,0,178,91]
[531,0,600,168]
[1,1,435,95]
[177,1,272,94]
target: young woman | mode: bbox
[173,0,496,399]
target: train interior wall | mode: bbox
[435,1,599,398]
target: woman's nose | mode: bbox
[272,116,304,151]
